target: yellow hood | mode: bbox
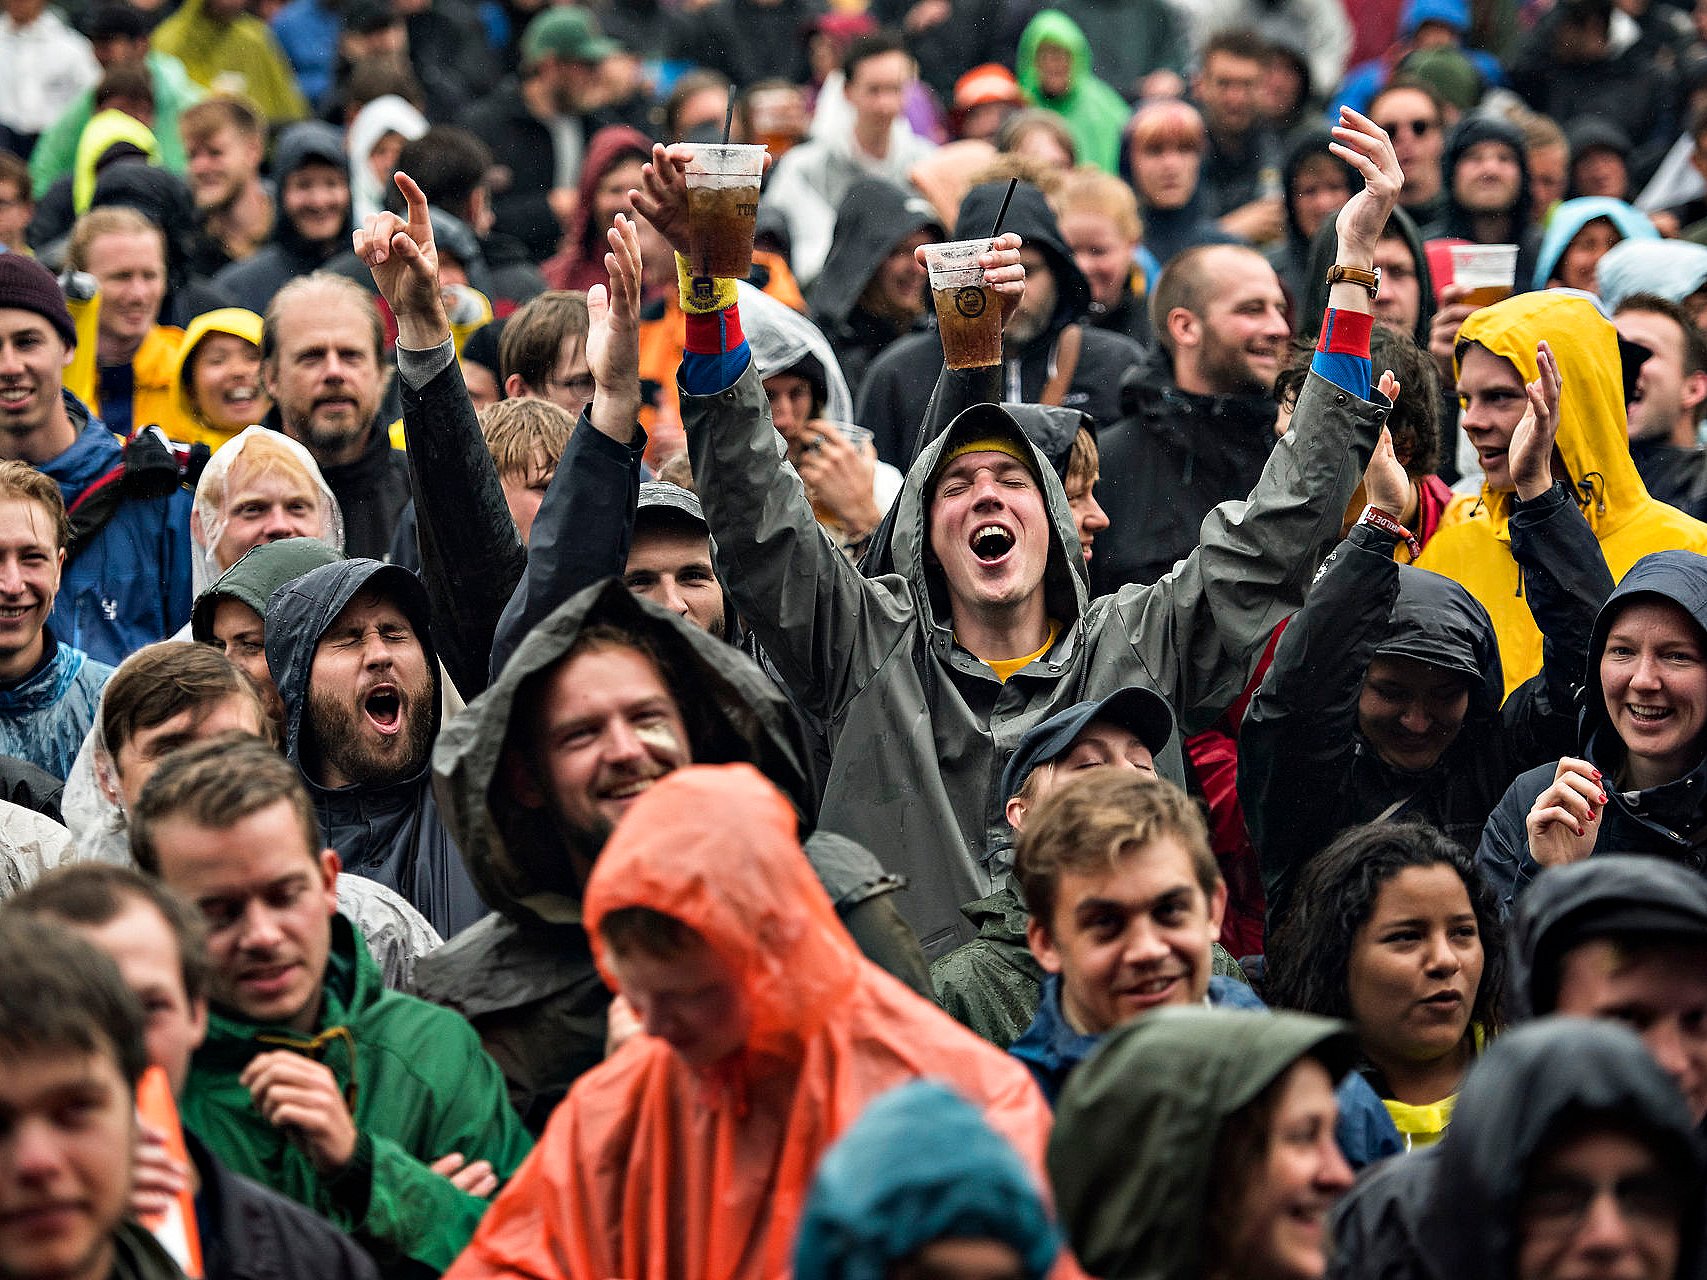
[171,307,264,433]
[73,110,160,215]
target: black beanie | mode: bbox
[0,254,77,349]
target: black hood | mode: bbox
[1582,550,1707,750]
[90,164,200,299]
[269,121,353,263]
[954,180,1091,339]
[808,178,943,329]
[1279,129,1353,252]
[1413,1018,1705,1280]
[264,558,440,772]
[1442,114,1533,243]
[1301,204,1437,348]
[1375,563,1505,723]
[430,579,818,926]
[1508,855,1707,1021]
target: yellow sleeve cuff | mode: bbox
[675,253,740,314]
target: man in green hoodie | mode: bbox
[1014,10,1130,173]
[128,734,533,1277]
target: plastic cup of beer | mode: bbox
[680,143,767,279]
[925,239,1002,370]
[1449,243,1519,309]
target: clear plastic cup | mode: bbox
[680,142,767,279]
[1449,243,1519,309]
[923,239,1001,370]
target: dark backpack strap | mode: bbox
[64,462,129,564]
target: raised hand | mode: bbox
[1508,340,1563,502]
[630,143,697,262]
[1525,756,1605,869]
[586,213,644,443]
[1364,420,1410,520]
[354,171,446,348]
[1330,107,1403,265]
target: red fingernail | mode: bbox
[1599,793,1607,805]
[1592,769,1602,780]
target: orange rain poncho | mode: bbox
[444,764,1061,1280]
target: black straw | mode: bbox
[722,85,736,144]
[989,177,1018,239]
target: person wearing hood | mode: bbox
[444,763,1058,1280]
[1329,1018,1706,1280]
[1615,293,1707,522]
[130,735,532,1277]
[1088,240,1289,594]
[1567,117,1634,201]
[1508,0,1669,155]
[1013,10,1129,175]
[171,307,270,451]
[1049,1007,1360,1280]
[1532,196,1657,293]
[215,123,352,315]
[150,0,305,123]
[1417,292,1707,699]
[794,1080,1063,1280]
[541,124,651,294]
[1507,856,1707,1124]
[807,176,943,406]
[1599,238,1707,323]
[1477,550,1707,909]
[346,94,427,226]
[265,557,486,939]
[1241,358,1612,927]
[87,162,233,328]
[857,179,1142,475]
[1433,114,1540,275]
[22,106,157,255]
[1120,98,1241,271]
[1269,131,1355,307]
[636,112,1401,955]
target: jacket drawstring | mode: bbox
[256,1023,360,1111]
[1576,472,1606,518]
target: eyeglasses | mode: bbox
[1377,118,1438,139]
[1521,1174,1681,1235]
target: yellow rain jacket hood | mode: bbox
[72,110,158,215]
[171,306,265,449]
[1418,291,1707,698]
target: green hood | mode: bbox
[1048,1007,1355,1280]
[1015,9,1091,100]
[190,536,342,642]
[1013,10,1130,172]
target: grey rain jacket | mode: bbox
[266,558,487,940]
[1241,484,1610,927]
[685,354,1387,954]
[419,579,914,1130]
[1329,1018,1706,1280]
[1477,550,1707,910]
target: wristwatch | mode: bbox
[1325,264,1381,298]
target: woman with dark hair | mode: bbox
[1266,821,1503,1151]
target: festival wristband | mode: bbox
[1358,503,1421,560]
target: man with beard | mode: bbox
[265,556,485,938]
[258,274,407,560]
[1089,243,1290,592]
[215,123,353,315]
[179,95,275,276]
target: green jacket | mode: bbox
[1015,9,1131,173]
[182,915,533,1275]
[30,51,200,197]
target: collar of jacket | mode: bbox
[0,632,78,713]
[1584,723,1707,851]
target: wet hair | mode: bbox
[1201,28,1270,67]
[94,63,154,112]
[1064,426,1099,496]
[7,864,210,1004]
[1519,110,1567,155]
[965,150,1065,197]
[99,642,267,767]
[66,204,164,272]
[0,913,148,1086]
[599,904,701,959]
[498,290,589,394]
[392,127,492,224]
[262,272,386,369]
[996,110,1078,167]
[1016,771,1219,933]
[195,429,318,517]
[843,30,908,85]
[130,733,320,876]
[1274,324,1440,477]
[178,93,264,147]
[1617,293,1707,379]
[479,396,575,482]
[1056,165,1141,243]
[1265,821,1504,1032]
[0,459,70,549]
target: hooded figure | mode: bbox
[857,180,1141,471]
[189,426,345,596]
[151,0,307,123]
[1014,10,1130,173]
[445,763,1057,1280]
[1433,114,1539,278]
[89,164,231,329]
[1597,238,1707,311]
[1268,131,1356,307]
[746,287,857,427]
[1049,1007,1358,1280]
[170,308,269,452]
[346,95,428,225]
[72,109,158,217]
[541,125,652,294]
[266,558,486,938]
[807,178,943,399]
[214,123,352,314]
[1531,196,1657,292]
[1301,206,1437,349]
[1417,291,1707,698]
[1330,1018,1706,1280]
[1477,551,1707,906]
[793,1080,1063,1280]
[419,580,921,1128]
[1241,489,1609,926]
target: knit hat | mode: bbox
[0,254,77,349]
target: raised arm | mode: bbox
[356,172,524,700]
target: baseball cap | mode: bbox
[954,64,1023,112]
[634,480,706,532]
[1000,686,1177,801]
[522,7,619,66]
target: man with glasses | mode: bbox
[497,290,596,419]
[1369,79,1449,232]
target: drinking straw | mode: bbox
[989,177,1018,239]
[722,84,736,145]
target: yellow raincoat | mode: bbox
[170,306,265,450]
[1418,291,1707,699]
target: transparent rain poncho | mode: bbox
[190,426,346,597]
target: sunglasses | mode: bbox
[1378,118,1438,138]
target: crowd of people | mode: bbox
[7,0,1707,1278]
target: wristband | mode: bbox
[1358,503,1421,559]
[675,252,739,314]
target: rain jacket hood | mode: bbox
[542,125,654,292]
[448,763,1056,1280]
[955,179,1091,342]
[170,307,266,447]
[190,534,342,643]
[73,109,158,216]
[1375,564,1504,722]
[1441,115,1533,244]
[431,579,818,928]
[1014,10,1130,173]
[1597,238,1707,311]
[793,1079,1062,1280]
[808,178,943,331]
[1532,197,1657,291]
[1049,1007,1356,1280]
[1582,549,1707,753]
[271,122,352,258]
[189,426,345,595]
[742,282,854,424]
[347,95,428,223]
